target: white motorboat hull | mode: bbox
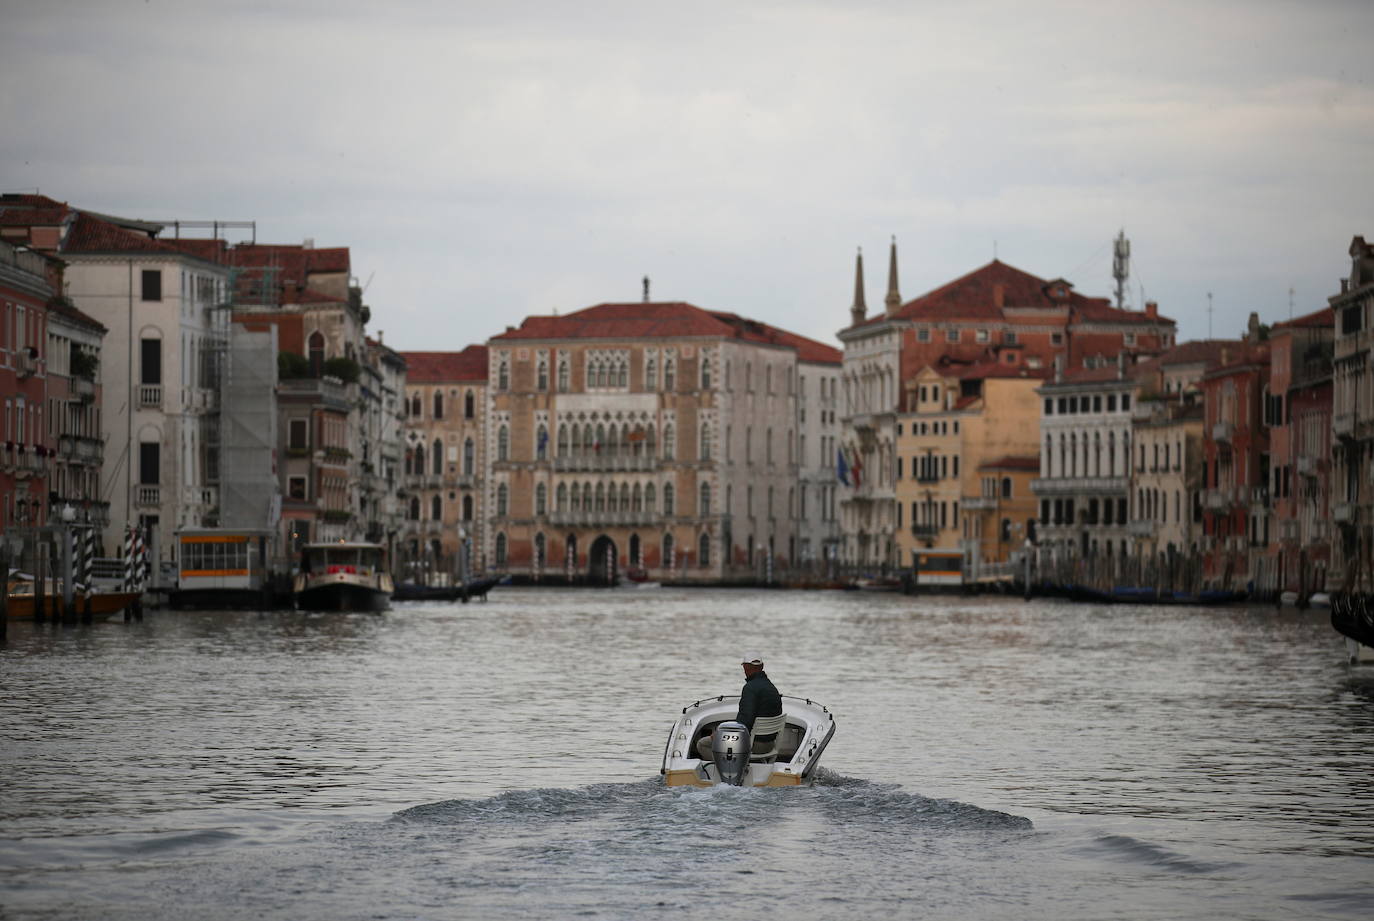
[660,695,836,787]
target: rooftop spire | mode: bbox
[884,235,901,316]
[850,247,867,327]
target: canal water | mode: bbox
[2,588,1371,920]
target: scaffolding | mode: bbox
[219,325,280,543]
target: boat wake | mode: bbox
[393,769,1032,835]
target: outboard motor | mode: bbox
[710,720,752,786]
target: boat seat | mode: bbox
[748,713,787,763]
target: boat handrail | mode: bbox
[682,694,832,716]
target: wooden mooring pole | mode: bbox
[1,545,8,641]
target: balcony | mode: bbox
[546,508,662,527]
[1334,412,1356,441]
[1127,519,1157,537]
[58,434,104,463]
[1333,502,1356,523]
[960,495,999,511]
[72,377,96,402]
[138,384,162,408]
[552,455,658,473]
[915,472,941,484]
[1249,486,1270,509]
[1205,487,1236,511]
[182,486,217,508]
[1296,455,1319,476]
[1030,476,1128,496]
[135,484,161,507]
[1211,420,1235,444]
[910,523,939,540]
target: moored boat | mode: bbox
[6,574,139,620]
[293,542,393,612]
[660,694,836,787]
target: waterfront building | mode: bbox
[1198,322,1271,590]
[485,300,837,582]
[1127,340,1239,563]
[397,345,488,579]
[46,291,110,534]
[0,238,58,538]
[838,242,1176,572]
[229,242,370,558]
[1330,235,1374,591]
[895,359,1044,581]
[362,334,408,561]
[1033,360,1137,566]
[1266,308,1334,596]
[793,347,844,573]
[0,195,232,566]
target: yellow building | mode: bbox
[896,360,1045,585]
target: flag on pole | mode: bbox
[836,446,850,486]
[851,444,863,489]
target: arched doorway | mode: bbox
[589,534,617,586]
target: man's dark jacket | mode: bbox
[737,670,783,739]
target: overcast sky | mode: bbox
[4,0,1371,351]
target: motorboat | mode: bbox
[6,573,139,620]
[660,694,836,787]
[293,541,393,612]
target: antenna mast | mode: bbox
[1112,229,1131,310]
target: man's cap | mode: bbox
[741,653,764,666]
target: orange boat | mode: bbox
[5,577,140,620]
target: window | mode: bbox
[664,424,675,459]
[433,391,444,419]
[288,476,307,500]
[497,360,509,391]
[1051,332,1064,346]
[432,439,442,474]
[536,483,547,515]
[699,422,711,460]
[463,438,474,475]
[646,357,657,390]
[537,360,548,391]
[700,355,711,389]
[497,425,509,461]
[141,269,162,302]
[700,482,711,516]
[308,331,325,377]
[1001,477,1012,499]
[946,329,960,343]
[288,418,308,452]
[976,329,989,343]
[431,495,442,520]
[140,441,160,484]
[698,532,711,568]
[141,338,162,385]
[664,359,675,391]
[917,328,930,343]
[1005,331,1018,345]
[495,533,507,567]
[663,533,675,568]
[536,424,548,460]
[497,483,509,516]
[558,359,570,392]
[462,495,473,520]
[664,483,675,516]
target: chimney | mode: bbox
[1053,354,1063,383]
[302,237,314,249]
[1342,278,1350,294]
[1220,347,1230,366]
[1117,351,1126,379]
[993,284,1005,309]
[1247,311,1260,343]
[1145,300,1158,319]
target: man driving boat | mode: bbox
[696,653,783,759]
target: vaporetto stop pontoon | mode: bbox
[660,694,836,787]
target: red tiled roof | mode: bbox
[944,357,1051,380]
[862,259,1173,328]
[401,345,489,383]
[160,238,228,263]
[46,296,106,332]
[0,207,68,226]
[1273,307,1334,330]
[1058,364,1135,383]
[0,194,67,209]
[62,212,182,254]
[979,456,1040,471]
[491,302,841,363]
[228,244,350,276]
